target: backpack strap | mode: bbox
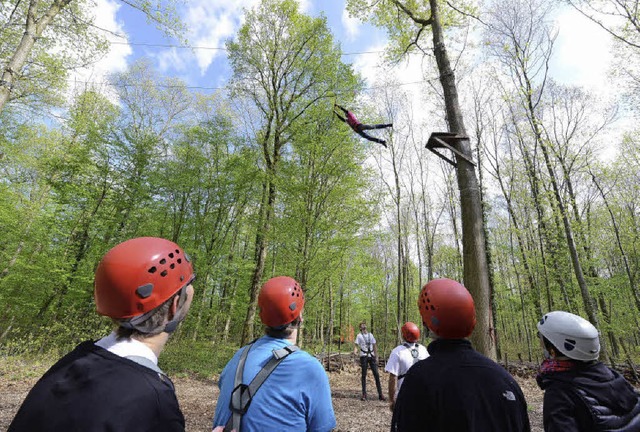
[224,344,299,432]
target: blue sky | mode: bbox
[86,0,389,95]
[78,0,615,103]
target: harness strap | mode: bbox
[360,332,374,356]
[397,343,421,380]
[225,344,299,432]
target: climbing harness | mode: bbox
[360,332,374,357]
[224,342,299,432]
[397,343,421,380]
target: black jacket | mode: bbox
[537,361,640,431]
[391,339,530,432]
[9,341,184,432]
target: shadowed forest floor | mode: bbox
[1,356,544,431]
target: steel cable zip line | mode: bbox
[106,40,424,56]
[65,78,432,92]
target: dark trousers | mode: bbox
[355,124,391,146]
[360,356,383,397]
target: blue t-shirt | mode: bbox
[213,335,336,432]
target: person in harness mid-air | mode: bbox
[212,276,336,432]
[334,103,392,147]
[385,322,429,411]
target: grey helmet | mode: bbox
[537,311,600,361]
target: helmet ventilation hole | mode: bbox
[564,339,576,351]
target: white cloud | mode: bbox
[341,7,361,40]
[70,0,131,102]
[351,43,386,84]
[155,47,188,74]
[550,8,614,96]
[175,0,314,76]
[297,0,313,13]
[549,6,627,159]
[181,0,260,75]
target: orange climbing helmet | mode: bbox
[94,237,194,319]
[258,276,305,328]
[418,278,476,339]
[401,321,420,343]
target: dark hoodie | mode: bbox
[537,361,640,431]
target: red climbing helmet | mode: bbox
[258,276,305,328]
[95,237,194,319]
[401,321,420,342]
[418,278,476,339]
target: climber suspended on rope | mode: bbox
[333,103,392,148]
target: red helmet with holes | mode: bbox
[94,237,194,319]
[417,278,476,339]
[401,321,420,343]
[258,276,305,328]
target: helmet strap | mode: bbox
[119,281,192,334]
[163,285,190,333]
[119,308,159,334]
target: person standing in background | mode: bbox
[354,321,386,401]
[385,322,429,411]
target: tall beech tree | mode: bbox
[348,0,497,358]
[226,0,359,343]
[0,0,184,113]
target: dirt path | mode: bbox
[1,359,543,431]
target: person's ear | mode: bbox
[169,294,180,319]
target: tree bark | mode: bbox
[0,0,72,112]
[429,0,496,358]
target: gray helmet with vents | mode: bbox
[537,311,600,361]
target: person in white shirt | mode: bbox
[384,321,429,411]
[354,321,385,401]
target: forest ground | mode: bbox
[1,355,543,431]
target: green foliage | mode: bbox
[0,0,185,113]
[4,0,640,373]
[345,0,475,61]
[161,338,238,378]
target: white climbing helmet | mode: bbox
[537,311,600,361]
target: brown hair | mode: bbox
[265,317,302,339]
[115,292,177,339]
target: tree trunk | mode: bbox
[242,171,276,344]
[429,0,496,359]
[591,172,640,313]
[0,0,72,112]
